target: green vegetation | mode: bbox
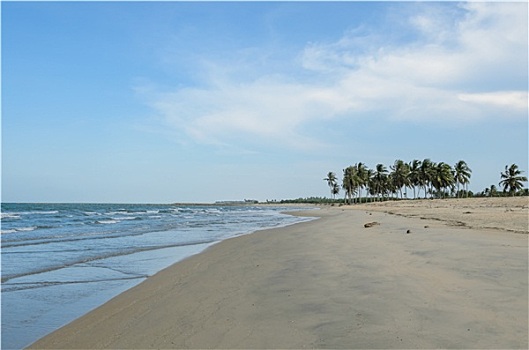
[323,172,340,199]
[454,160,472,197]
[266,161,526,205]
[269,197,344,205]
[499,164,528,196]
[321,160,527,204]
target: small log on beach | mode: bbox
[364,222,380,228]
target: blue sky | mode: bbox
[2,1,528,203]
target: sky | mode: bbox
[2,1,528,203]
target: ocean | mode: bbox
[1,203,315,349]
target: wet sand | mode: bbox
[29,198,528,349]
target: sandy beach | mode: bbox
[354,197,529,234]
[29,197,528,349]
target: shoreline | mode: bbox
[2,204,315,350]
[29,198,528,349]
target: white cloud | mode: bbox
[150,78,341,150]
[458,91,528,111]
[145,2,528,150]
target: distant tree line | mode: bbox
[322,160,527,204]
[267,197,341,204]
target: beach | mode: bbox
[353,197,529,234]
[29,197,528,349]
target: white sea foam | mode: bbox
[16,226,37,232]
[113,216,138,221]
[1,229,17,234]
[1,213,21,219]
[96,220,120,225]
[12,211,59,216]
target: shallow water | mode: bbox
[1,203,314,349]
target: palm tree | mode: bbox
[499,164,527,196]
[356,163,369,203]
[342,166,357,204]
[371,164,388,201]
[454,160,472,198]
[432,162,455,198]
[388,175,399,199]
[408,159,421,199]
[365,168,374,202]
[420,158,434,198]
[332,182,340,199]
[390,159,410,199]
[324,172,338,199]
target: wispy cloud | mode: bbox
[142,2,527,150]
[458,91,528,111]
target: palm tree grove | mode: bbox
[319,160,527,205]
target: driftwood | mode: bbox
[364,222,380,228]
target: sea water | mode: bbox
[1,203,315,349]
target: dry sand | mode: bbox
[354,197,529,234]
[29,198,528,349]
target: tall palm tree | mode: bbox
[432,162,454,198]
[356,163,369,203]
[385,175,395,199]
[499,164,527,196]
[454,160,472,198]
[420,158,435,198]
[365,168,374,202]
[408,159,421,199]
[371,164,388,201]
[342,166,357,204]
[390,159,410,199]
[324,172,338,199]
